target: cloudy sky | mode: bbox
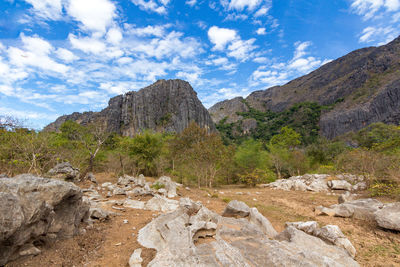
[0,0,399,128]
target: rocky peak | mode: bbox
[45,79,216,136]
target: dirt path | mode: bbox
[7,174,400,267]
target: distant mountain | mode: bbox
[45,79,216,135]
[209,35,400,139]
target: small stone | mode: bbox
[115,242,122,246]
[123,219,129,224]
[129,248,143,267]
[222,200,250,218]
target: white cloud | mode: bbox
[351,0,400,19]
[68,34,106,54]
[8,34,69,74]
[227,38,257,60]
[256,27,266,35]
[254,5,270,17]
[253,56,268,63]
[186,0,197,6]
[106,27,123,44]
[131,31,202,59]
[24,0,63,20]
[208,26,237,50]
[250,41,327,87]
[359,26,398,44]
[66,0,116,33]
[131,0,168,14]
[127,24,170,37]
[56,48,79,62]
[224,0,262,11]
[0,106,59,121]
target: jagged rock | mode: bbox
[137,174,146,187]
[352,182,367,191]
[124,199,145,210]
[374,203,400,231]
[338,191,356,204]
[145,195,179,212]
[0,173,7,178]
[127,187,153,197]
[129,248,143,267]
[249,207,278,238]
[222,200,250,218]
[113,187,126,195]
[328,180,353,191]
[86,172,97,183]
[0,174,89,265]
[138,198,359,267]
[316,198,384,220]
[156,176,177,198]
[89,207,110,221]
[45,79,216,136]
[47,162,80,181]
[18,244,41,257]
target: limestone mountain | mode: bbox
[45,79,216,135]
[209,35,400,139]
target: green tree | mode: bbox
[129,130,163,176]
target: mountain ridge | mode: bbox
[209,35,400,139]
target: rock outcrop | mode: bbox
[263,174,366,193]
[316,198,400,231]
[138,198,359,266]
[45,79,216,136]
[209,35,400,138]
[46,162,80,181]
[0,174,89,265]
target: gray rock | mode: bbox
[129,248,143,267]
[338,191,356,204]
[89,207,110,221]
[317,198,384,221]
[47,162,80,181]
[138,199,359,267]
[222,200,250,218]
[18,244,41,257]
[113,187,126,195]
[352,181,367,191]
[0,174,89,265]
[145,195,179,212]
[374,202,400,231]
[86,172,97,183]
[328,180,353,191]
[156,176,177,198]
[285,222,356,258]
[124,199,145,210]
[0,173,7,178]
[249,207,278,238]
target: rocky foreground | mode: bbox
[1,173,400,266]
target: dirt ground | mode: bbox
[6,173,400,267]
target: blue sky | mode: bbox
[0,0,399,129]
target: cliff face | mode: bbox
[45,79,216,135]
[209,35,400,138]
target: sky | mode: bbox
[0,0,399,129]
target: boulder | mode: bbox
[156,176,177,198]
[316,198,384,221]
[249,207,278,238]
[86,172,97,184]
[328,180,353,191]
[0,174,89,265]
[145,195,179,212]
[374,203,400,231]
[338,191,356,204]
[138,198,359,267]
[222,200,250,218]
[286,221,356,258]
[47,162,80,181]
[124,199,146,210]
